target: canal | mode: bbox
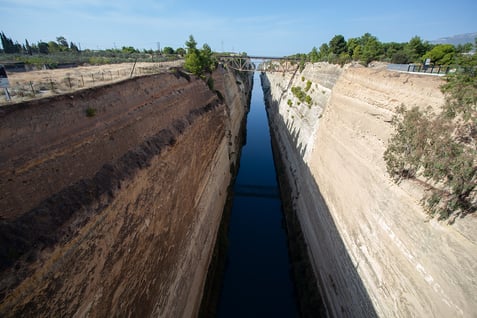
[216,72,299,317]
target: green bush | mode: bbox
[305,95,312,106]
[85,107,96,117]
[291,86,313,106]
[291,86,306,102]
[305,80,312,92]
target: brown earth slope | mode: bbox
[0,66,252,317]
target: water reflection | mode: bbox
[216,72,299,318]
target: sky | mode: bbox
[1,0,476,56]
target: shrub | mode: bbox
[305,95,312,105]
[85,107,96,117]
[305,80,312,92]
[384,54,477,220]
[291,86,313,106]
[291,86,306,102]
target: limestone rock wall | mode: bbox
[0,66,252,317]
[263,63,477,317]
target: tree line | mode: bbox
[0,31,188,56]
[0,32,81,55]
[292,33,475,66]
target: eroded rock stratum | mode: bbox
[263,63,477,317]
[0,66,252,317]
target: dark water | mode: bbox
[216,72,299,318]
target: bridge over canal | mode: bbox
[216,55,300,73]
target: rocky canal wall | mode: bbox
[0,66,252,317]
[262,63,477,317]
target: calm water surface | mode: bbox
[216,72,299,318]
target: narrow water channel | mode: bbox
[216,72,299,317]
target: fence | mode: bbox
[0,61,183,105]
[387,63,451,75]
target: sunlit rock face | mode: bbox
[263,63,476,318]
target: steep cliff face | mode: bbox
[263,63,477,317]
[0,66,252,317]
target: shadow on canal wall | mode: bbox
[198,74,252,318]
[269,129,327,318]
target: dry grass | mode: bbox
[0,60,183,105]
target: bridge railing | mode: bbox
[387,63,451,75]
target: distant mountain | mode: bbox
[430,32,477,45]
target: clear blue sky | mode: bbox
[1,0,476,56]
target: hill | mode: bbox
[431,32,477,45]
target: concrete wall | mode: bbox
[0,66,252,317]
[263,63,477,317]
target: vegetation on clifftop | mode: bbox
[384,54,477,221]
[0,32,181,68]
[183,35,216,77]
[291,33,475,67]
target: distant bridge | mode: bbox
[216,55,300,73]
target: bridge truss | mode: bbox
[217,55,300,73]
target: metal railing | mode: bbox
[387,63,451,75]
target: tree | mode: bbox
[56,36,69,50]
[0,32,20,53]
[318,43,329,60]
[352,45,362,61]
[360,33,383,64]
[162,46,175,54]
[183,35,216,76]
[48,41,60,53]
[38,41,49,54]
[329,34,347,55]
[308,47,319,62]
[200,43,215,73]
[405,36,429,62]
[25,39,32,55]
[184,50,203,75]
[185,35,198,54]
[455,43,473,54]
[391,52,411,64]
[422,44,455,65]
[347,37,360,59]
[382,42,407,61]
[184,35,201,74]
[176,47,186,56]
[70,42,79,52]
